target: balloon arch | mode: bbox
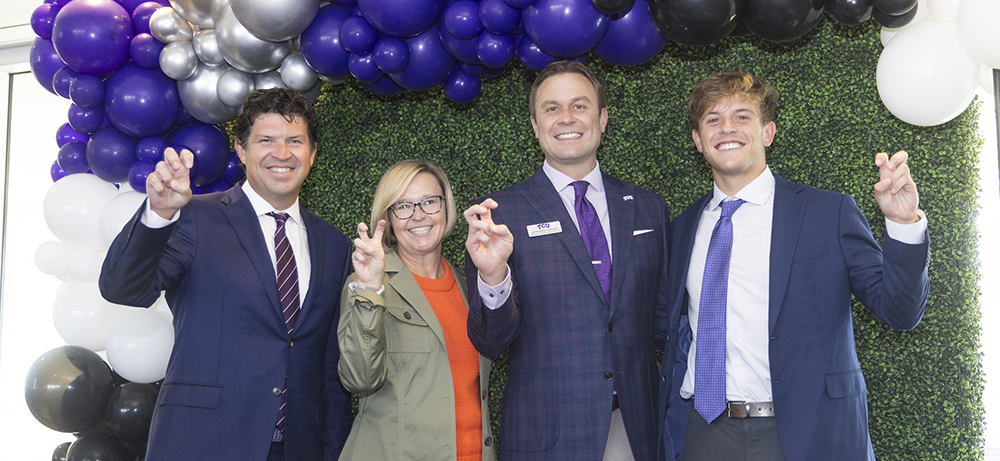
[21,0,1000,458]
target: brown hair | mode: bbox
[233,88,318,149]
[529,61,607,118]
[688,70,779,130]
[370,159,457,252]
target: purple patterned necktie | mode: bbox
[572,181,612,303]
[267,211,300,441]
[694,198,745,424]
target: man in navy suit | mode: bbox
[659,70,930,461]
[100,88,353,461]
[464,61,673,461]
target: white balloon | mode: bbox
[876,20,979,126]
[217,68,256,107]
[43,174,119,251]
[35,240,72,275]
[178,63,241,124]
[98,191,147,249]
[160,41,200,80]
[927,0,960,21]
[152,294,174,322]
[193,29,227,66]
[956,0,1000,68]
[53,282,131,351]
[216,4,292,74]
[231,0,319,42]
[150,7,194,43]
[980,66,997,96]
[280,52,319,91]
[67,248,103,283]
[253,71,286,90]
[107,308,175,383]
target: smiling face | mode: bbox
[692,95,775,195]
[530,72,608,179]
[236,112,316,210]
[388,171,447,263]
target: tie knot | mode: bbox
[720,199,745,218]
[267,212,290,227]
[572,181,590,200]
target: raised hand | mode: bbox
[352,220,386,291]
[464,199,513,286]
[873,151,920,224]
[147,148,195,220]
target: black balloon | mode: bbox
[743,0,824,42]
[729,20,752,37]
[105,383,159,445]
[25,346,117,433]
[649,0,744,47]
[872,0,915,15]
[66,433,131,461]
[592,0,635,15]
[873,3,918,28]
[53,441,72,461]
[828,0,873,25]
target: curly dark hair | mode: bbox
[232,88,318,149]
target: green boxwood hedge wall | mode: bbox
[300,16,984,460]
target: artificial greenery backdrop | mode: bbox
[300,15,984,460]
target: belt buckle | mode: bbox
[728,401,750,419]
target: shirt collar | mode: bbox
[709,166,775,211]
[542,160,605,194]
[242,181,303,224]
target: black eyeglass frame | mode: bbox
[388,195,445,220]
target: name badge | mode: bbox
[527,221,562,237]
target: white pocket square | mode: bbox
[633,229,653,236]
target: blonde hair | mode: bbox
[688,70,779,130]
[370,159,457,252]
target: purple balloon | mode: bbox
[199,178,232,194]
[136,136,168,161]
[130,33,165,69]
[439,21,480,65]
[301,4,355,80]
[444,66,481,103]
[357,0,446,38]
[104,63,179,138]
[32,4,59,40]
[87,125,138,183]
[363,76,405,95]
[58,141,91,174]
[481,0,521,34]
[52,66,80,99]
[127,159,157,191]
[68,104,106,134]
[476,31,515,68]
[176,107,198,126]
[373,37,410,74]
[505,0,537,7]
[389,27,456,91]
[334,0,359,6]
[220,151,244,184]
[51,160,70,182]
[52,0,134,75]
[115,0,155,14]
[56,123,89,147]
[69,74,106,109]
[131,2,163,34]
[444,1,483,40]
[29,38,64,94]
[168,123,229,186]
[517,34,559,71]
[523,0,609,57]
[349,52,383,83]
[593,0,665,66]
[340,15,380,54]
[460,63,488,75]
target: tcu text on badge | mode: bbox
[527,221,563,237]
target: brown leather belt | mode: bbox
[725,401,774,418]
[612,395,620,411]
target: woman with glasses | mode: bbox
[337,159,507,461]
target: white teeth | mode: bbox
[270,167,292,173]
[409,226,431,234]
[555,133,582,140]
[717,142,743,150]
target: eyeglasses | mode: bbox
[388,195,445,220]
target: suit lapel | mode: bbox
[605,174,632,318]
[220,187,283,320]
[520,169,607,305]
[768,175,807,333]
[675,193,712,314]
[295,206,325,332]
[386,252,448,348]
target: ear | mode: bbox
[692,129,704,153]
[599,107,608,133]
[530,115,539,138]
[235,140,246,163]
[763,121,776,147]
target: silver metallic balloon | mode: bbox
[253,71,286,90]
[231,0,319,42]
[217,68,255,108]
[177,63,241,124]
[215,4,292,74]
[192,29,227,66]
[169,0,230,29]
[280,52,318,92]
[301,81,322,101]
[150,7,194,43]
[159,41,199,80]
[318,74,346,85]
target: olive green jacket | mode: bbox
[337,251,496,461]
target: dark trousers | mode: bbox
[266,442,285,461]
[682,406,786,461]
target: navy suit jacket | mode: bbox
[100,185,354,461]
[658,174,930,461]
[466,168,675,461]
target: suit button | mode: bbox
[485,437,493,446]
[404,311,411,319]
[605,372,613,380]
[273,387,282,396]
[482,390,488,400]
[666,334,670,341]
[608,323,614,332]
[288,340,294,348]
[661,376,666,382]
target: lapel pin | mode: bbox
[623,195,634,201]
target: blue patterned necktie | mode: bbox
[694,198,745,423]
[572,181,612,303]
[267,211,300,441]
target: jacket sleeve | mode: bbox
[337,275,390,395]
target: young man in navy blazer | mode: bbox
[100,88,354,461]
[464,61,673,461]
[659,70,930,460]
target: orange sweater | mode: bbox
[412,262,482,461]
